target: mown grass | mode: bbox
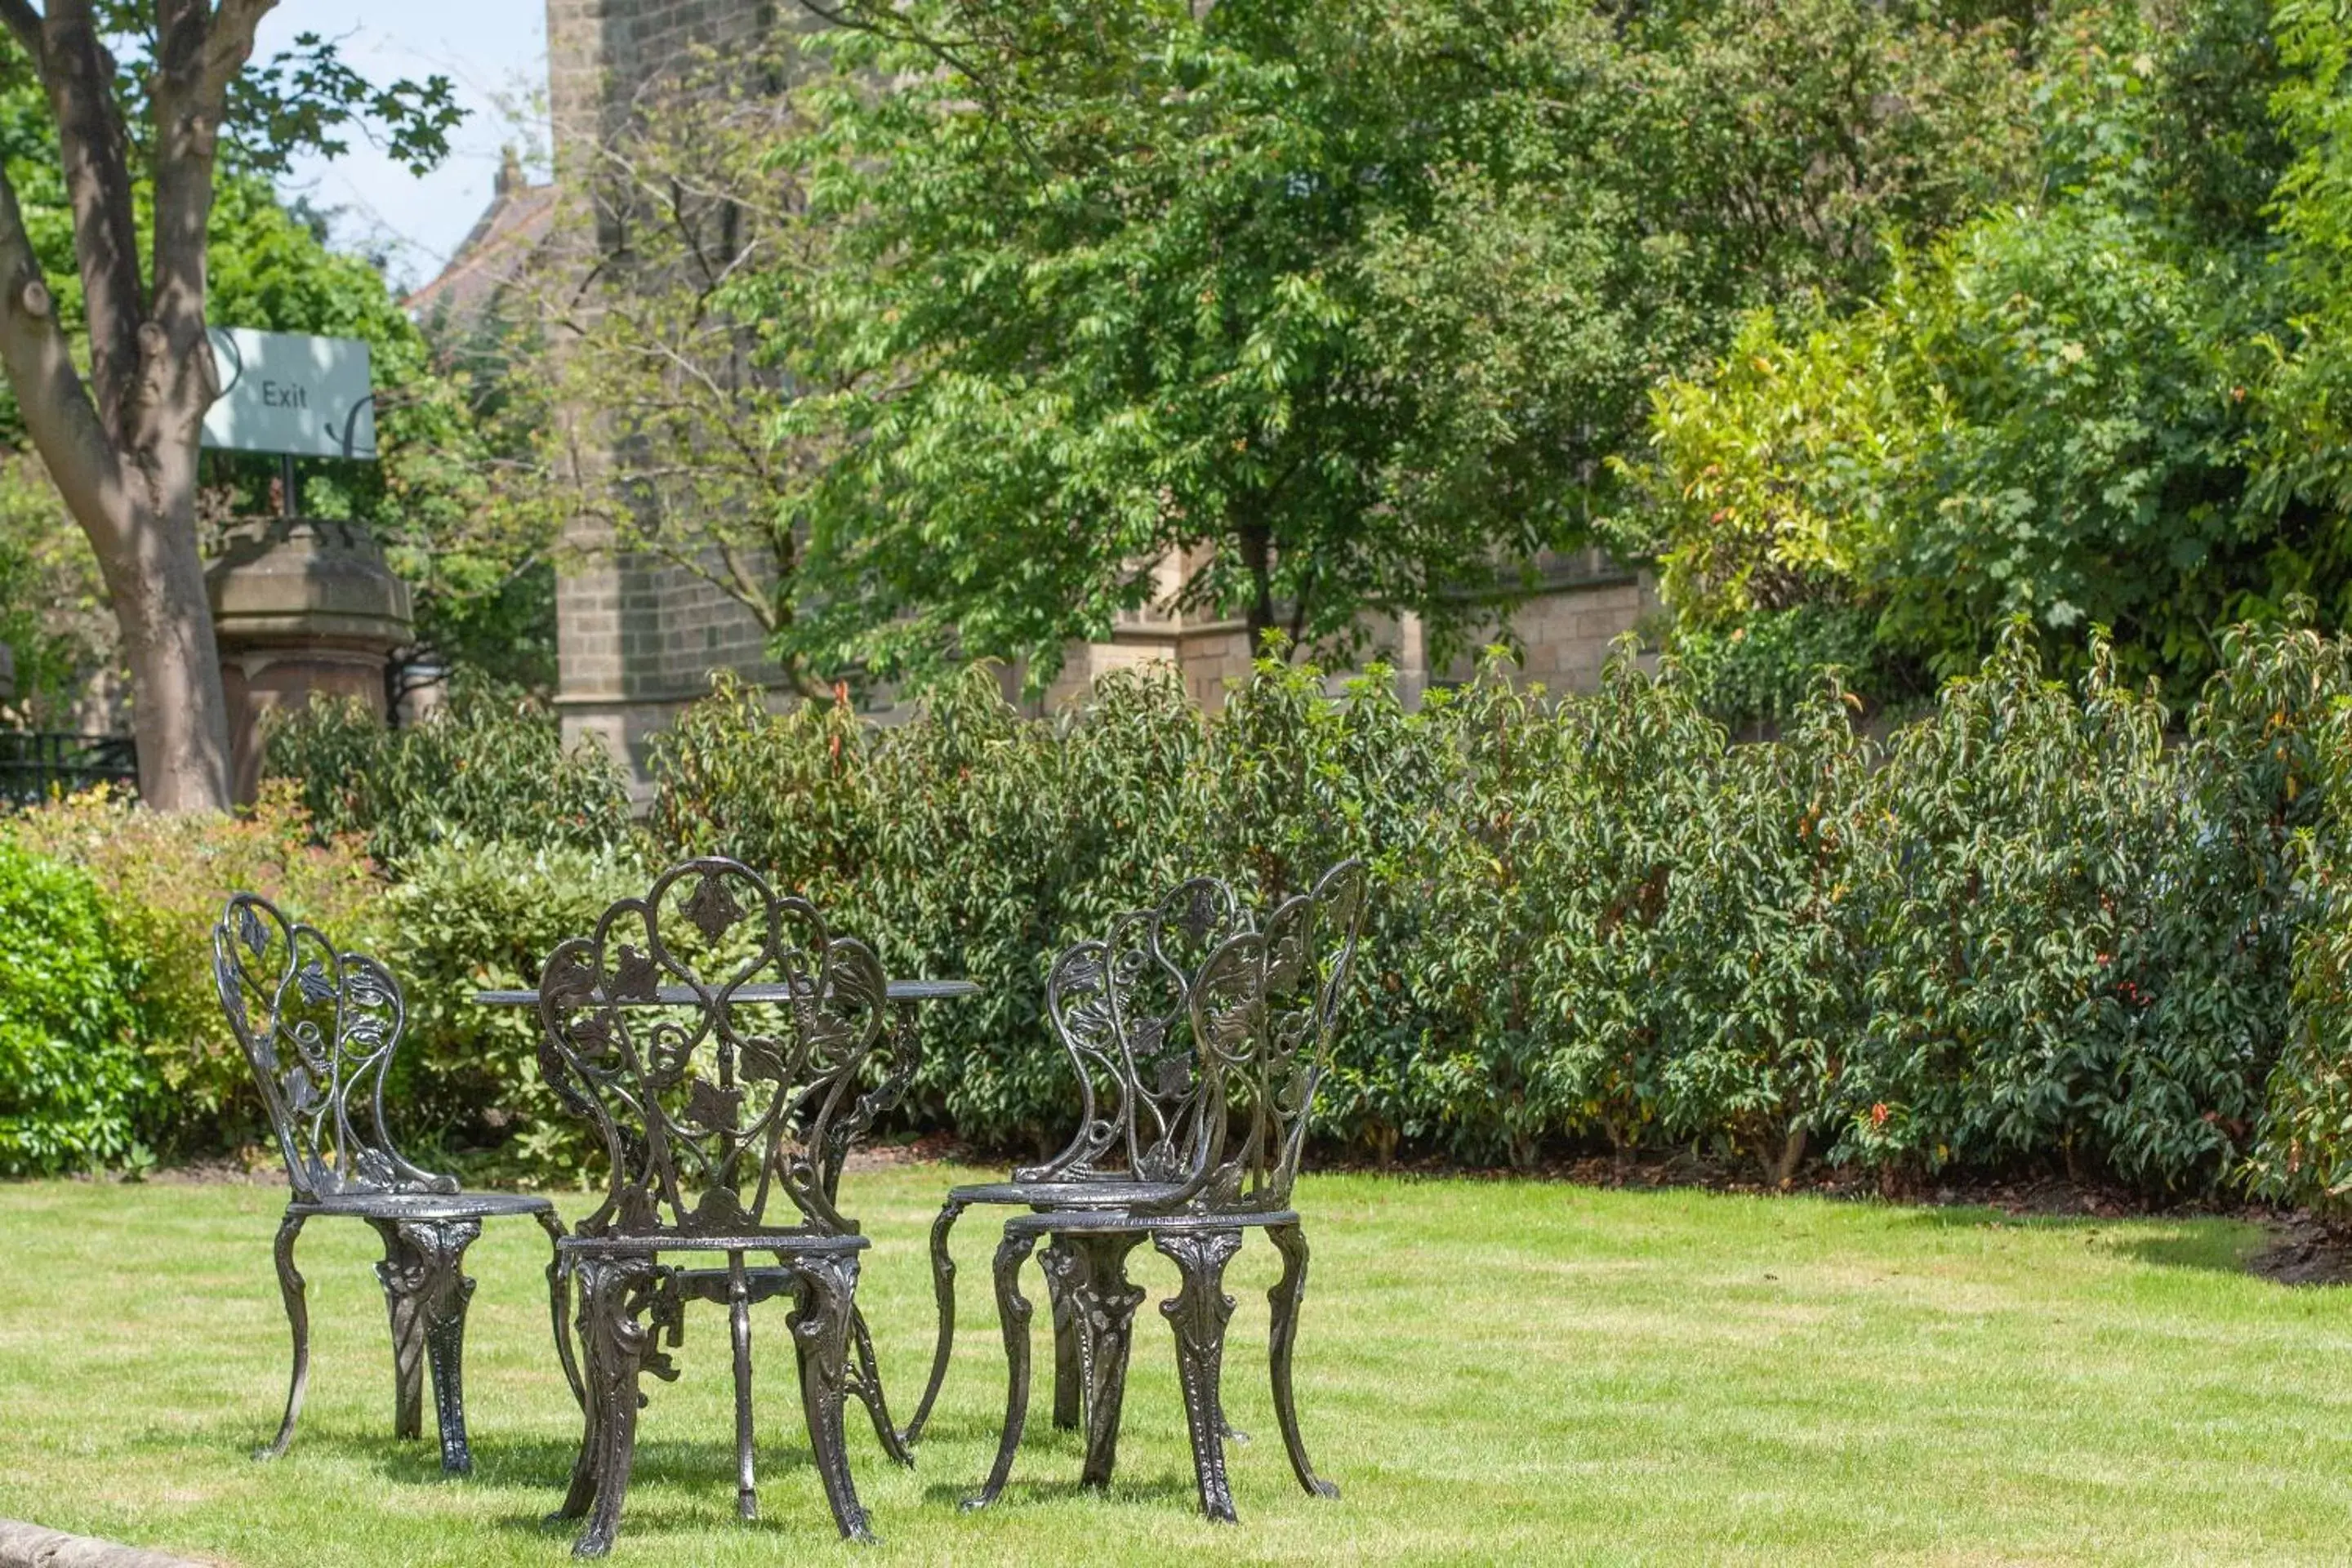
[3,1167,2350,1565]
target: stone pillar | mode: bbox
[205,517,414,804]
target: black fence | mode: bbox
[0,731,136,806]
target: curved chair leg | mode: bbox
[562,1254,664,1559]
[962,1229,1039,1511]
[256,1210,310,1461]
[728,1254,759,1521]
[1067,1233,1145,1490]
[1267,1221,1339,1499]
[537,1208,585,1410]
[902,1196,965,1447]
[1157,1228,1245,1525]
[372,1216,483,1476]
[791,1254,875,1544]
[1040,1234,1086,1432]
[848,1305,915,1468]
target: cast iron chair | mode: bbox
[964,858,1367,1523]
[900,875,1245,1448]
[534,857,908,1556]
[211,893,578,1476]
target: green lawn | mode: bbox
[3,1168,2350,1566]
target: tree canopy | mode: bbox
[704,0,2037,687]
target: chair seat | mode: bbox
[1001,1205,1300,1238]
[559,1230,869,1256]
[291,1190,555,1222]
[948,1178,1193,1209]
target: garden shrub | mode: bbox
[648,670,875,909]
[381,838,649,1178]
[24,608,2352,1197]
[262,675,632,871]
[6,783,385,1157]
[1655,673,1873,1183]
[1539,644,1725,1162]
[0,838,149,1174]
[1840,626,2178,1178]
[1188,652,1437,1159]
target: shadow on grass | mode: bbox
[1901,1205,2266,1276]
[917,1472,1196,1509]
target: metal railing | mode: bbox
[0,730,136,806]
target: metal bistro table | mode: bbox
[474,973,978,1475]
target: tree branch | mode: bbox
[198,0,278,103]
[0,158,122,543]
[40,1,144,440]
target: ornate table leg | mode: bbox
[791,1253,875,1543]
[1267,1221,1339,1499]
[902,1196,965,1446]
[1156,1228,1245,1524]
[728,1253,758,1521]
[1040,1233,1088,1432]
[371,1216,483,1476]
[255,1210,310,1460]
[962,1229,1039,1511]
[1067,1232,1145,1490]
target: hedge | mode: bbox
[10,612,2352,1201]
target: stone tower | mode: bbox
[543,0,798,787]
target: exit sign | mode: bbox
[200,327,376,460]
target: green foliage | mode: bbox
[1673,604,1921,731]
[5,785,387,1158]
[1635,0,2337,706]
[37,608,2352,1198]
[648,672,874,910]
[261,680,631,873]
[755,0,2032,687]
[1655,675,1874,1182]
[0,839,148,1175]
[381,839,648,1178]
[1841,625,2180,1176]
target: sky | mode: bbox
[252,1,551,296]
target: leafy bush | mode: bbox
[1655,674,1873,1183]
[6,783,385,1156]
[1839,627,2180,1179]
[381,838,648,1178]
[24,606,2352,1201]
[0,838,149,1174]
[262,675,631,871]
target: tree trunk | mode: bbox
[0,0,265,813]
[96,461,230,811]
[1768,1124,1808,1189]
[1238,517,1275,656]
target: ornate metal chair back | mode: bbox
[534,858,891,1241]
[1180,858,1369,1213]
[1015,876,1245,1184]
[211,892,455,1204]
[1116,876,1247,1182]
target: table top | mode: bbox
[474,978,980,1007]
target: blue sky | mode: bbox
[254,1,550,295]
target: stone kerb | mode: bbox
[0,1519,206,1568]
